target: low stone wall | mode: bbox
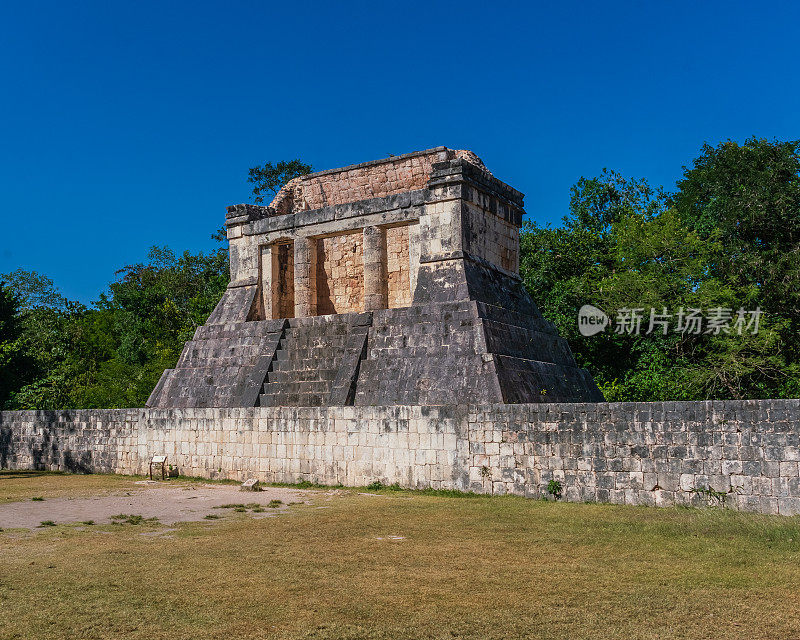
[2,400,799,515]
[0,407,467,489]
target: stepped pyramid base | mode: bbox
[148,298,602,408]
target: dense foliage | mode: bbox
[0,282,30,408]
[1,238,229,409]
[1,140,798,408]
[520,137,800,401]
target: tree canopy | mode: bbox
[520,138,800,401]
[247,159,314,204]
[1,231,229,409]
[0,281,29,408]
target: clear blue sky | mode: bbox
[2,1,798,304]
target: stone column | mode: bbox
[294,237,316,317]
[363,225,387,311]
[408,223,421,301]
[260,244,273,320]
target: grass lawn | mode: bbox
[1,472,800,639]
[0,470,147,504]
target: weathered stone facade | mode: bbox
[316,232,364,315]
[3,399,800,516]
[386,225,412,309]
[147,147,602,408]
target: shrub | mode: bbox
[547,480,563,500]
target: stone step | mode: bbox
[285,312,371,331]
[365,344,483,360]
[266,369,338,383]
[254,315,371,407]
[271,355,345,369]
[477,319,574,364]
[278,336,352,350]
[365,333,481,353]
[176,342,270,367]
[274,340,350,354]
[261,380,333,395]
[369,318,479,336]
[259,391,328,407]
[282,324,352,338]
[274,347,349,362]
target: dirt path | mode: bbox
[0,481,312,529]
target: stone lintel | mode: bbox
[242,190,427,237]
[225,203,273,226]
[227,277,259,289]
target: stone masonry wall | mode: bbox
[268,148,491,215]
[466,401,800,515]
[224,148,522,311]
[297,155,433,210]
[462,201,519,273]
[316,232,364,315]
[2,400,799,515]
[386,225,412,309]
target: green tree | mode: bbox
[247,159,314,204]
[520,169,683,398]
[671,138,800,398]
[0,282,30,408]
[0,271,85,409]
[672,137,800,341]
[82,237,230,408]
[1,269,71,311]
[520,155,800,401]
[2,227,231,409]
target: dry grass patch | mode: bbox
[0,470,145,503]
[1,473,799,639]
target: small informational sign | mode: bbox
[150,455,167,480]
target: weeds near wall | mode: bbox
[691,485,728,506]
[547,480,563,500]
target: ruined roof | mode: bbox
[267,147,492,215]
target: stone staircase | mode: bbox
[258,313,371,407]
[146,319,285,408]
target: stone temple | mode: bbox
[7,149,799,516]
[147,147,603,408]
